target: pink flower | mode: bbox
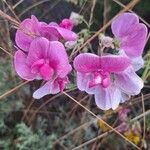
[111,13,148,70]
[73,53,143,110]
[14,37,72,98]
[15,16,77,52]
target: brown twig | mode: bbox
[0,46,13,57]
[28,87,77,125]
[103,0,111,26]
[0,9,19,26]
[63,91,141,150]
[89,0,97,27]
[140,93,146,149]
[0,81,29,100]
[2,0,21,22]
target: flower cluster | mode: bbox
[73,13,147,110]
[14,15,77,99]
[14,13,148,110]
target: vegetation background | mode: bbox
[0,0,150,149]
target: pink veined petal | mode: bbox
[73,53,131,73]
[15,16,39,51]
[31,59,45,74]
[31,15,39,23]
[118,50,144,71]
[33,80,60,99]
[27,38,71,78]
[115,67,144,95]
[73,53,101,73]
[111,13,148,57]
[50,26,77,41]
[100,55,131,73]
[27,37,49,65]
[40,25,78,41]
[49,22,59,26]
[120,23,147,57]
[14,50,36,80]
[40,25,59,41]
[39,64,54,81]
[131,56,144,71]
[94,84,121,110]
[112,13,139,38]
[48,41,71,77]
[77,72,96,94]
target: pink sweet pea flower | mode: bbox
[111,13,148,70]
[15,16,77,52]
[14,37,72,98]
[73,53,143,110]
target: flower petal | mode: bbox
[112,13,139,38]
[94,84,121,110]
[48,41,72,77]
[131,56,144,71]
[50,25,77,41]
[40,25,59,41]
[14,50,35,80]
[73,53,131,73]
[101,55,131,73]
[40,25,78,41]
[77,72,95,94]
[120,23,147,57]
[115,67,143,95]
[33,80,60,99]
[27,37,49,65]
[112,13,148,57]
[15,16,39,51]
[73,53,100,73]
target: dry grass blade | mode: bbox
[28,87,77,125]
[140,93,146,149]
[63,91,141,150]
[89,0,97,27]
[131,109,150,122]
[71,108,150,150]
[21,99,35,121]
[103,0,111,26]
[71,132,108,150]
[78,0,88,14]
[0,9,19,26]
[146,32,150,45]
[53,119,97,145]
[0,81,29,100]
[72,0,140,56]
[0,46,13,57]
[13,0,25,9]
[2,0,20,22]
